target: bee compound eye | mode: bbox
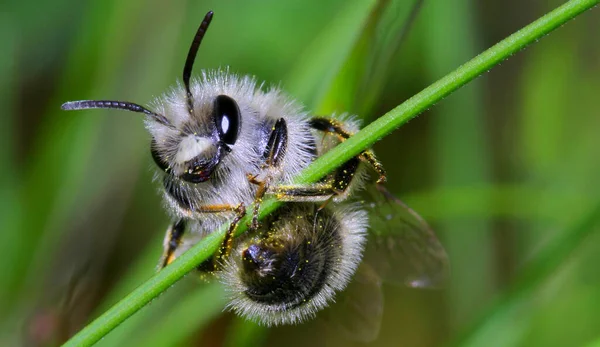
[213,95,241,146]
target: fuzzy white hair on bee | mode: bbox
[61,11,317,221]
[221,203,368,326]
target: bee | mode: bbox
[61,10,449,339]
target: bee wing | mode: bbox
[321,263,383,343]
[361,185,450,288]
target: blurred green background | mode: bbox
[2,0,600,346]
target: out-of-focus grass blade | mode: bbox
[512,14,600,345]
[405,184,591,224]
[357,0,423,117]
[318,0,423,116]
[585,336,600,347]
[284,0,377,109]
[522,280,600,346]
[224,318,268,347]
[18,0,144,304]
[452,201,600,347]
[516,14,599,267]
[516,30,571,259]
[1,0,87,311]
[519,32,574,177]
[420,0,493,329]
[0,13,21,313]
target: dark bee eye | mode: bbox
[213,95,241,146]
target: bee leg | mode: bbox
[158,203,247,270]
[247,175,270,230]
[249,117,288,229]
[271,156,361,202]
[159,219,187,269]
[197,203,246,272]
[309,117,387,184]
[191,204,246,213]
[218,203,246,260]
[250,178,270,230]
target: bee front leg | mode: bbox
[249,117,288,229]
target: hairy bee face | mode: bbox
[222,203,368,326]
[149,94,241,183]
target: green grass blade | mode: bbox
[224,319,268,347]
[61,1,600,345]
[284,0,378,108]
[452,200,600,347]
[0,13,21,312]
[318,0,423,116]
[421,0,493,328]
[584,337,600,347]
[405,184,591,224]
[18,0,150,307]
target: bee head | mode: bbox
[61,11,239,184]
[150,94,241,183]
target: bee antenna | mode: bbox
[61,100,171,126]
[183,10,214,115]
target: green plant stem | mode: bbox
[62,1,600,346]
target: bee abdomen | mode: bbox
[240,233,337,310]
[222,204,366,326]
